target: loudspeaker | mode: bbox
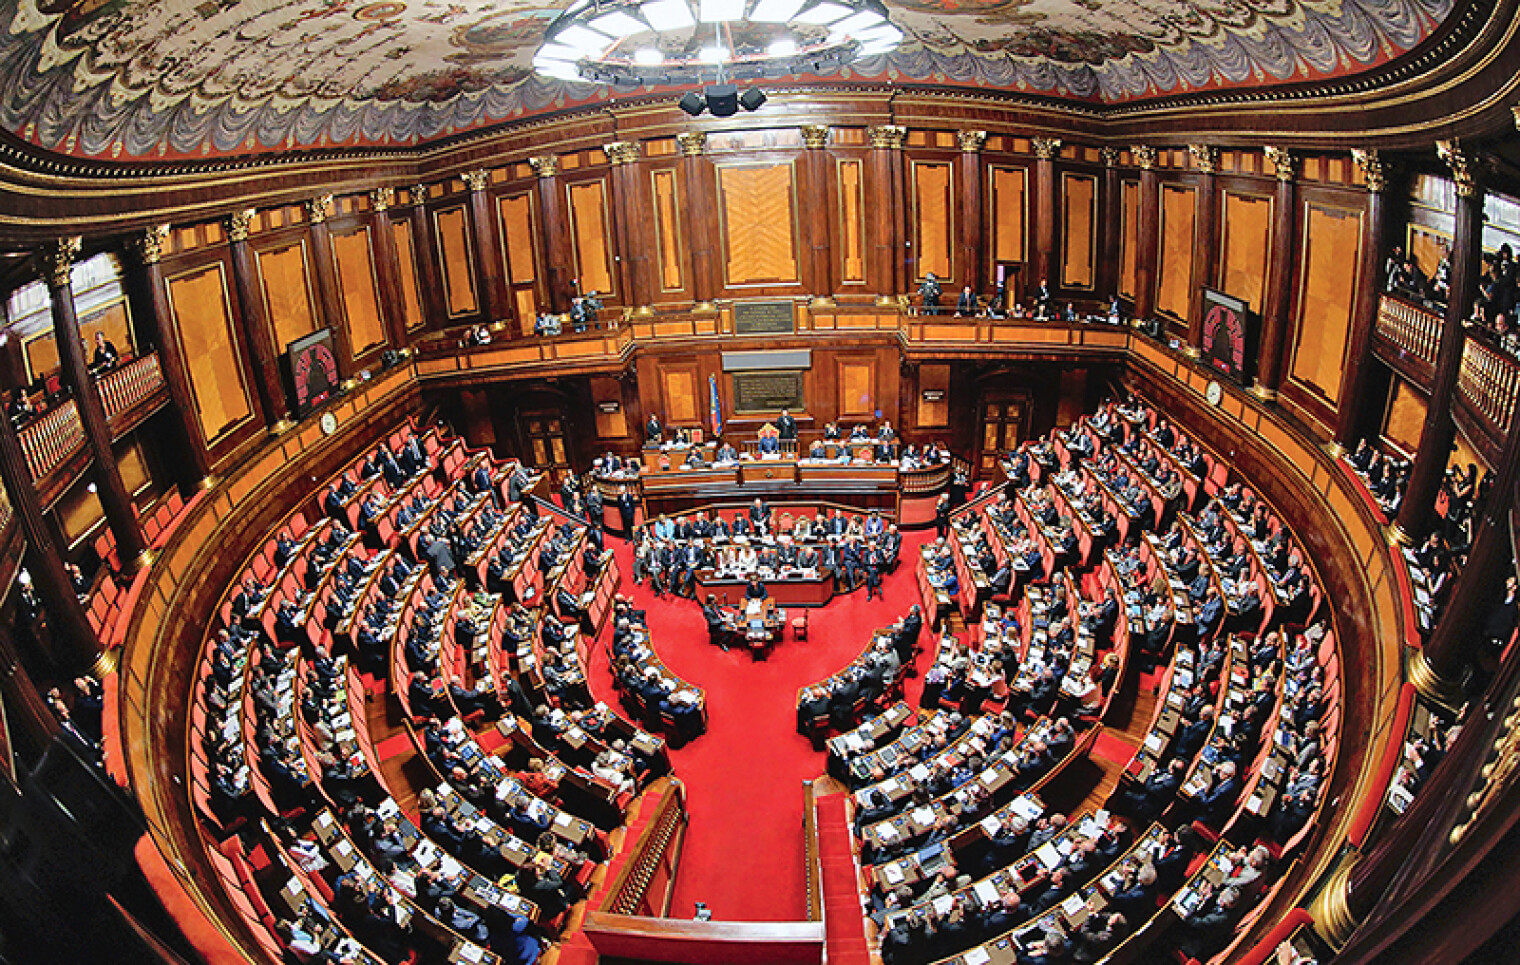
[739,87,767,111]
[678,91,706,116]
[704,83,739,118]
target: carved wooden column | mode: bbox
[679,133,720,311]
[957,130,988,295]
[464,170,511,330]
[800,124,835,303]
[0,410,104,676]
[530,156,573,314]
[603,141,652,314]
[124,225,213,486]
[1254,147,1299,399]
[1099,147,1122,300]
[408,184,447,328]
[1132,146,1160,323]
[868,125,907,304]
[1334,150,1391,452]
[1032,137,1061,293]
[39,238,147,569]
[367,188,409,351]
[1395,140,1482,545]
[305,194,355,373]
[225,208,290,428]
[1187,145,1220,355]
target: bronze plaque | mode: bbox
[733,371,804,413]
[733,300,795,335]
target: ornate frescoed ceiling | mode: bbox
[0,0,1454,161]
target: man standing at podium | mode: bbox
[776,408,797,442]
[646,411,662,444]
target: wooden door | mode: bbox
[521,410,571,481]
[977,398,1027,477]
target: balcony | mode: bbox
[18,399,84,482]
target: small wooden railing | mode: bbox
[18,399,84,481]
[1376,294,1442,365]
[601,778,688,917]
[98,352,165,421]
[1458,331,1520,434]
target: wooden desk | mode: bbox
[697,571,834,607]
[582,913,825,965]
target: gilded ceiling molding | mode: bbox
[1265,146,1299,181]
[36,236,80,289]
[368,187,393,212]
[460,170,490,192]
[957,130,988,154]
[528,155,560,177]
[1436,139,1479,198]
[225,208,256,242]
[1100,147,1121,168]
[1188,144,1219,174]
[305,193,333,223]
[1131,145,1158,170]
[800,125,830,150]
[409,184,428,205]
[676,132,707,157]
[868,125,907,149]
[1351,149,1388,193]
[131,224,170,265]
[1032,137,1062,160]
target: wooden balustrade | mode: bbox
[1458,331,1520,435]
[98,352,165,421]
[1376,294,1443,365]
[17,399,84,481]
[601,777,689,917]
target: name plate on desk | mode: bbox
[733,300,796,334]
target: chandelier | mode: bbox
[532,0,902,87]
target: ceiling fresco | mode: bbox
[0,0,1454,161]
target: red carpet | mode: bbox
[582,529,935,922]
[815,793,872,965]
[1090,728,1137,767]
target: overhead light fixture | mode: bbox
[751,0,807,20]
[698,0,745,21]
[699,45,730,62]
[833,8,885,33]
[640,0,696,29]
[795,1,852,23]
[590,10,648,37]
[555,23,614,54]
[766,38,798,56]
[633,47,665,65]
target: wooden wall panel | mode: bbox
[838,159,865,284]
[433,205,479,317]
[1407,224,1449,285]
[1220,192,1272,313]
[1290,203,1364,404]
[166,263,253,445]
[651,169,684,292]
[1120,180,1140,299]
[660,366,699,424]
[331,226,386,358]
[57,474,104,547]
[990,166,1027,264]
[590,376,629,439]
[256,241,318,350]
[917,362,950,428]
[1157,184,1197,320]
[392,219,426,330]
[1061,173,1097,290]
[498,193,538,286]
[567,180,615,297]
[24,299,133,382]
[913,161,954,281]
[1383,378,1427,455]
[838,359,875,419]
[718,163,798,285]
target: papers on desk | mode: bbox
[965,947,992,965]
[877,824,899,842]
[882,863,906,885]
[1011,796,1042,821]
[553,811,573,829]
[974,879,1002,906]
[909,763,931,782]
[912,807,937,826]
[457,941,486,963]
[1144,732,1166,754]
[1035,841,1063,870]
[980,767,1001,787]
[1061,893,1087,917]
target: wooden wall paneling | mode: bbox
[650,168,686,295]
[602,149,640,309]
[367,195,409,349]
[1406,223,1450,284]
[624,155,659,308]
[1060,172,1097,290]
[800,131,834,298]
[534,162,574,313]
[408,188,448,329]
[306,207,355,374]
[1135,162,1160,322]
[680,138,720,306]
[958,135,986,293]
[391,216,427,331]
[225,218,288,425]
[1033,145,1058,290]
[255,240,319,352]
[1119,179,1140,299]
[1097,155,1121,302]
[837,157,866,286]
[717,161,800,287]
[498,191,541,334]
[566,178,617,301]
[164,261,256,448]
[1289,203,1365,407]
[912,159,954,283]
[466,175,511,327]
[432,204,480,319]
[837,357,876,419]
[1156,182,1197,323]
[868,137,898,298]
[589,375,630,439]
[989,165,1028,270]
[1383,377,1428,454]
[1188,162,1219,351]
[1335,159,1389,450]
[659,364,700,425]
[917,362,950,428]
[331,225,387,361]
[21,299,134,384]
[1257,153,1301,397]
[1219,191,1273,315]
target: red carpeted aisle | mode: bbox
[582,529,935,922]
[815,793,872,965]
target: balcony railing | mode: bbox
[1376,294,1442,366]
[18,399,83,481]
[1458,332,1520,434]
[99,352,164,421]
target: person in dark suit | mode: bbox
[617,490,637,538]
[90,330,121,371]
[1195,760,1240,826]
[918,272,943,315]
[1113,757,1185,821]
[645,412,663,444]
[745,576,768,601]
[954,285,977,317]
[776,408,797,441]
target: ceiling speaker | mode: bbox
[704,83,739,118]
[678,91,706,116]
[739,87,767,111]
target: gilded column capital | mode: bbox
[1436,139,1480,198]
[1131,145,1158,171]
[225,208,256,243]
[1188,144,1218,175]
[800,125,830,149]
[868,124,907,149]
[529,155,560,177]
[1265,146,1299,182]
[369,187,394,212]
[1031,137,1062,160]
[956,130,988,154]
[131,225,170,265]
[37,236,81,289]
[1351,148,1388,194]
[409,184,429,205]
[305,194,333,224]
[675,132,707,157]
[1099,146,1121,168]
[461,170,490,192]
